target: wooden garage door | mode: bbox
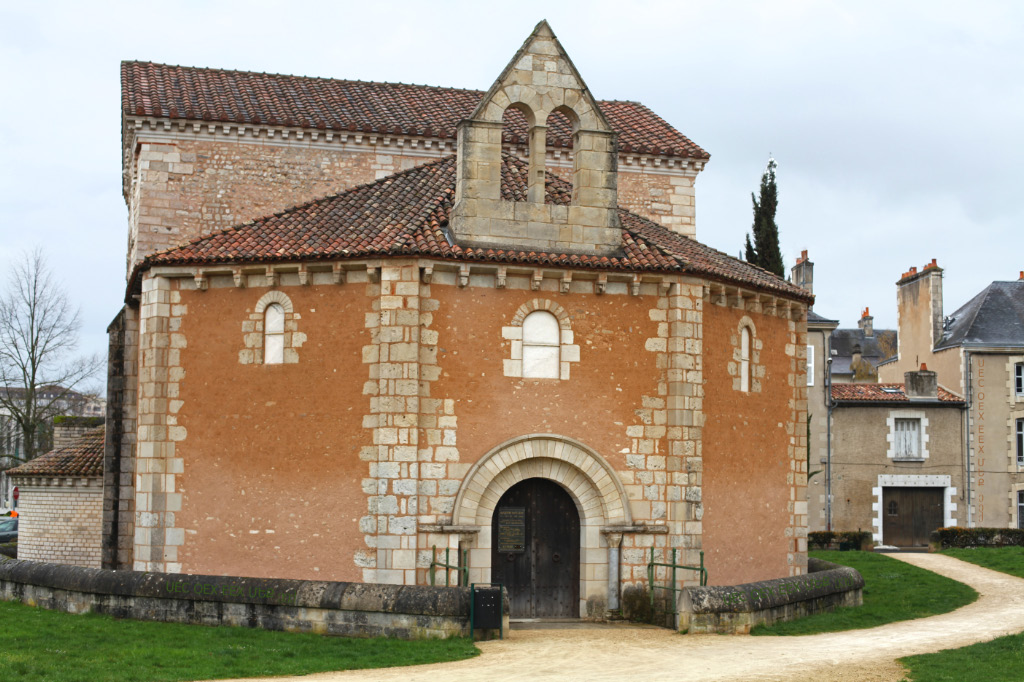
[882,487,944,547]
[491,478,580,618]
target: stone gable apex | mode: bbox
[469,20,613,134]
[452,20,621,257]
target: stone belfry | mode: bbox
[451,20,621,255]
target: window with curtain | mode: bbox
[893,418,921,459]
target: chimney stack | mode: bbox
[904,364,938,401]
[858,307,873,337]
[896,259,944,349]
[791,249,814,296]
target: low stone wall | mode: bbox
[677,558,863,634]
[0,556,507,639]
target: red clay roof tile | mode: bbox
[141,154,810,302]
[831,384,962,403]
[6,427,105,478]
[121,62,710,160]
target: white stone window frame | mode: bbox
[502,299,580,380]
[1016,417,1024,467]
[806,343,815,387]
[1014,485,1024,530]
[730,316,763,393]
[240,291,306,365]
[886,409,929,461]
[1014,360,1024,398]
[871,474,956,544]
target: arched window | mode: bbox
[264,303,285,365]
[240,291,305,366]
[522,311,560,378]
[740,326,751,392]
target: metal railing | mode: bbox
[429,545,468,586]
[647,548,707,615]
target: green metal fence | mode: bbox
[429,545,468,586]
[647,548,707,616]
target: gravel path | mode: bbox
[209,553,1024,682]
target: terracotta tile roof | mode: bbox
[6,427,104,478]
[121,62,709,160]
[141,154,809,302]
[831,384,963,403]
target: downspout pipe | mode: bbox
[964,349,973,528]
[826,356,834,532]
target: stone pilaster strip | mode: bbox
[133,275,187,573]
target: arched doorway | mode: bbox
[491,478,580,618]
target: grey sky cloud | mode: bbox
[1,0,1021,378]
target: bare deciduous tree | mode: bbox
[0,250,103,462]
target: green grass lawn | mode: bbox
[0,600,478,682]
[751,550,978,636]
[900,631,1024,681]
[939,546,1024,579]
[898,547,1024,681]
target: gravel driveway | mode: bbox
[211,553,1024,682]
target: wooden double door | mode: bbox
[882,487,944,547]
[491,478,580,618]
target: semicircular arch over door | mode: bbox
[453,434,632,618]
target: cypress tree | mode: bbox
[744,157,785,277]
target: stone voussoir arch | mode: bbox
[452,434,632,527]
[253,289,294,314]
[510,298,572,329]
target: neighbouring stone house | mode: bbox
[829,370,965,547]
[829,310,897,384]
[789,252,839,532]
[6,425,105,567]
[879,263,1024,529]
[103,21,812,618]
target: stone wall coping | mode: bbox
[681,558,864,615]
[0,557,473,617]
[418,524,480,534]
[601,524,669,534]
[9,477,103,489]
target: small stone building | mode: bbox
[830,369,965,547]
[104,21,813,618]
[7,426,105,567]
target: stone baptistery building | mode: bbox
[105,21,812,619]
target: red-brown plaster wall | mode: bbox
[701,305,795,585]
[429,286,661,475]
[174,284,370,581]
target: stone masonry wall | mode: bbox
[0,556,505,640]
[126,133,701,274]
[134,276,186,573]
[128,260,807,603]
[616,167,697,239]
[13,481,103,567]
[700,294,809,584]
[126,138,443,270]
[619,279,706,589]
[103,306,137,570]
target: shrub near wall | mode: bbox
[808,531,873,551]
[931,527,1024,549]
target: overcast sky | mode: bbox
[1,0,1021,384]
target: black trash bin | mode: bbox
[470,583,504,639]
